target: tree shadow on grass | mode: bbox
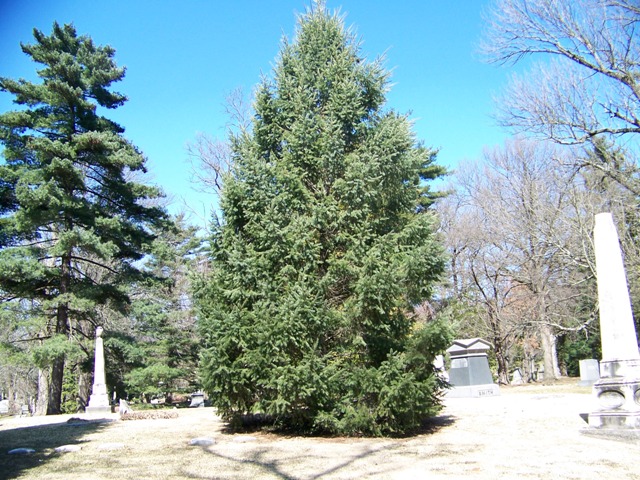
[416,414,457,435]
[186,414,457,479]
[0,418,113,479]
[186,444,391,480]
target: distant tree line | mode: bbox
[435,0,640,383]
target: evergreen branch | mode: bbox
[69,264,100,285]
[69,255,119,275]
[19,238,56,248]
[11,335,52,343]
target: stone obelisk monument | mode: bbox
[588,213,640,429]
[85,326,111,415]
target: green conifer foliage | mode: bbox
[0,23,167,414]
[122,214,202,400]
[195,6,450,435]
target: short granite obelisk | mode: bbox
[588,213,640,429]
[85,326,111,415]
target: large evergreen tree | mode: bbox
[0,23,167,414]
[195,6,450,435]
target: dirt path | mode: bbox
[1,386,639,479]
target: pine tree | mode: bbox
[122,214,202,402]
[0,23,167,414]
[195,5,451,435]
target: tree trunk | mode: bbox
[6,384,15,415]
[47,358,65,414]
[540,323,560,382]
[35,368,49,416]
[494,338,510,384]
[522,340,536,382]
[77,369,91,412]
[48,253,71,415]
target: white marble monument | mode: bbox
[85,326,111,415]
[588,213,640,429]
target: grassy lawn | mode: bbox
[0,379,598,480]
[0,407,281,480]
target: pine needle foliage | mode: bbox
[0,23,168,414]
[195,5,450,436]
[122,214,202,400]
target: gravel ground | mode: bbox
[1,385,639,479]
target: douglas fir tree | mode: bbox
[0,23,167,414]
[195,5,451,435]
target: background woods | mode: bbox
[437,0,640,384]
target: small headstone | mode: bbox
[579,359,600,386]
[433,354,449,381]
[55,444,82,453]
[189,437,215,446]
[8,448,35,455]
[511,368,524,385]
[118,399,132,415]
[0,400,9,415]
[20,405,29,417]
[189,392,205,408]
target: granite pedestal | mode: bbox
[446,338,500,398]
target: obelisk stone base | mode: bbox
[588,360,640,429]
[85,391,111,416]
[85,388,112,415]
[85,405,112,416]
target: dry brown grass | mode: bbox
[0,380,638,479]
[500,376,594,394]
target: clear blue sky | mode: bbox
[1,0,516,228]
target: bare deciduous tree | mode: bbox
[439,139,602,382]
[482,0,640,146]
[438,191,523,384]
[186,133,232,195]
[186,87,251,197]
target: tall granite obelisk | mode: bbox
[588,213,640,428]
[85,326,111,415]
